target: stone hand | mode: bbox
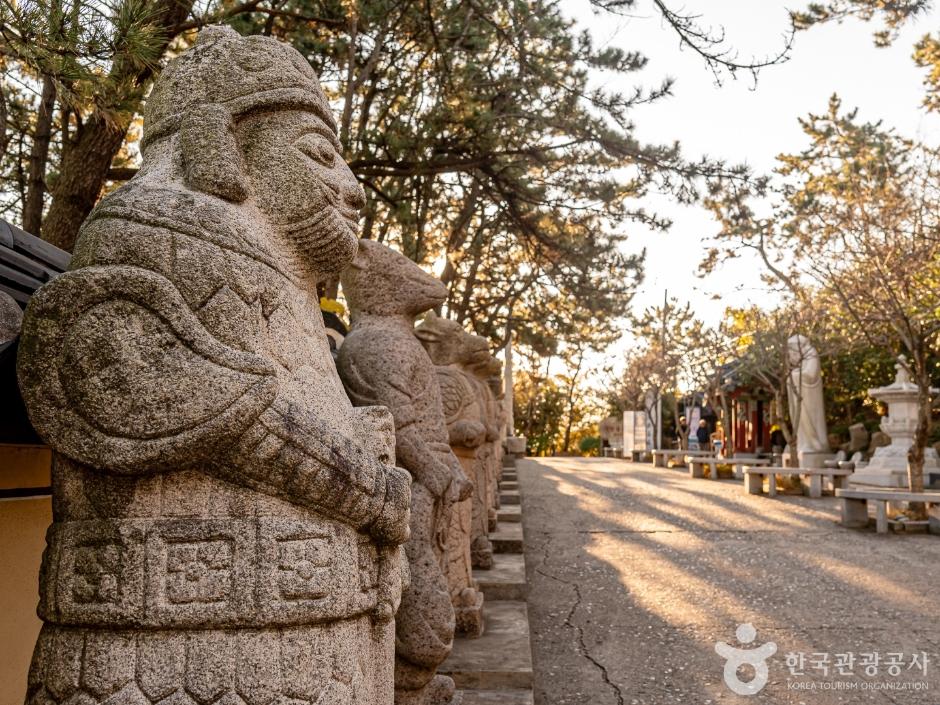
[223,405,412,544]
[368,465,412,545]
[407,454,457,499]
[484,422,500,443]
[445,452,474,502]
[449,419,487,449]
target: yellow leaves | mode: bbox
[723,307,761,352]
[340,0,360,21]
[914,33,940,114]
[726,307,750,334]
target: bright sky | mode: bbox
[560,0,940,371]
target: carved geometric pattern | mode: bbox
[277,537,330,601]
[72,543,124,604]
[165,539,233,605]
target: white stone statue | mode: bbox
[787,335,830,459]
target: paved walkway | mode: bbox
[518,457,940,704]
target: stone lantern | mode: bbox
[852,356,940,487]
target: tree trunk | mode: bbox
[561,350,584,454]
[42,115,128,250]
[768,393,782,463]
[450,235,482,324]
[40,0,196,251]
[647,390,661,451]
[0,81,9,176]
[719,395,730,457]
[670,393,678,450]
[908,394,927,494]
[774,390,797,468]
[439,183,480,287]
[23,76,57,236]
[321,275,340,300]
[907,366,930,519]
[783,369,801,468]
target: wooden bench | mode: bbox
[836,488,940,534]
[744,466,852,498]
[652,448,710,467]
[688,456,770,479]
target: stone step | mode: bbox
[500,481,518,491]
[460,689,534,705]
[441,601,533,690]
[500,491,520,505]
[501,471,518,482]
[497,505,521,523]
[473,552,527,601]
[490,522,523,554]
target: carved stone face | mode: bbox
[237,109,365,277]
[481,358,503,395]
[416,314,490,368]
[342,239,448,318]
[477,355,502,379]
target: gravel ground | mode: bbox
[518,457,940,705]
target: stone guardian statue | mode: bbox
[432,358,487,636]
[16,27,411,705]
[480,357,506,532]
[415,314,496,570]
[336,240,472,705]
[786,334,830,466]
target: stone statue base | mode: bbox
[445,494,485,638]
[27,618,394,705]
[783,449,833,469]
[449,447,493,572]
[471,536,494,570]
[394,671,461,705]
[504,437,526,456]
[852,446,940,488]
[850,468,909,488]
[444,447,492,616]
[453,586,485,638]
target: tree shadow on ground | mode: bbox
[519,457,940,705]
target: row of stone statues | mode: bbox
[15,26,510,705]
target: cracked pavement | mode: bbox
[518,457,940,705]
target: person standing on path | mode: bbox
[676,415,689,450]
[695,419,710,450]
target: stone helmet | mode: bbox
[142,25,337,202]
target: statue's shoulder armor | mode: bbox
[17,263,277,474]
[75,184,298,350]
[78,184,290,289]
